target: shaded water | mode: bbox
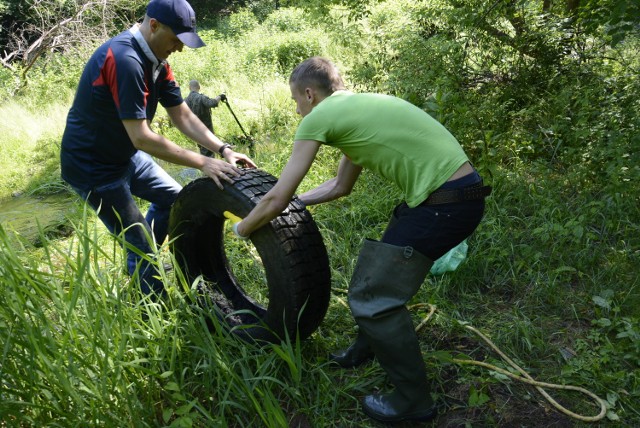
[159,163,202,186]
[0,166,200,246]
[0,193,75,244]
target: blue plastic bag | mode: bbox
[430,240,468,275]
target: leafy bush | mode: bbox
[561,291,640,421]
[217,8,259,38]
[0,66,19,102]
[262,7,306,32]
[17,53,89,106]
[169,29,232,86]
[244,31,323,79]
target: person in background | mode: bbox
[227,56,490,423]
[60,0,256,296]
[184,79,227,157]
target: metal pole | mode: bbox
[221,99,255,156]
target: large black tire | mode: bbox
[168,168,331,343]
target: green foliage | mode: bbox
[1,0,147,61]
[347,0,426,93]
[0,216,363,426]
[283,0,377,20]
[561,290,640,421]
[0,99,69,199]
[244,0,280,22]
[216,7,259,38]
[18,52,91,104]
[262,7,306,32]
[0,66,18,102]
[233,9,327,81]
[342,0,639,197]
[248,34,322,77]
[169,29,230,84]
[188,0,247,21]
[579,0,640,46]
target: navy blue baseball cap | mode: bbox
[147,0,205,48]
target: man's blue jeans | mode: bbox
[70,151,182,294]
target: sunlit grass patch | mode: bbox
[0,101,70,199]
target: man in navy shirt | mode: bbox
[61,0,256,296]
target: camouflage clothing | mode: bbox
[184,91,221,156]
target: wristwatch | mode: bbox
[218,143,232,156]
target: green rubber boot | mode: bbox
[329,331,374,368]
[348,239,437,423]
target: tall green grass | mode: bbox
[0,209,364,426]
[0,101,71,200]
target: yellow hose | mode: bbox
[411,303,607,422]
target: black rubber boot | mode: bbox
[363,391,437,423]
[348,239,437,423]
[329,331,374,368]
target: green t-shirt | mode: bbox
[294,91,469,207]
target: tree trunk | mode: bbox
[566,0,580,15]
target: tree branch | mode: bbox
[2,0,137,87]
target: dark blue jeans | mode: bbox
[381,171,486,261]
[70,151,182,294]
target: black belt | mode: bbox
[423,181,492,205]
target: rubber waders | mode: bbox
[348,238,437,423]
[327,209,403,368]
[329,330,374,368]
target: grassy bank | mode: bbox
[0,101,71,199]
